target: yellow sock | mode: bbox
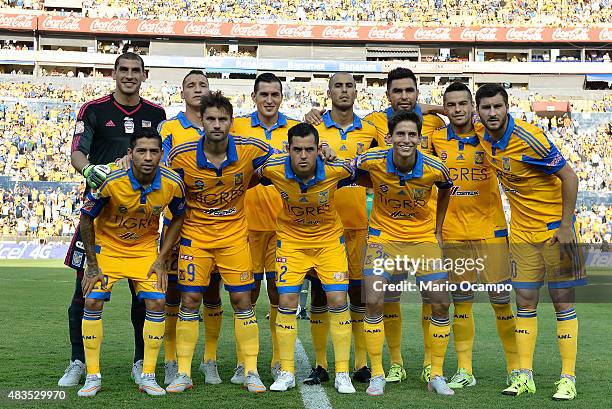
[422,303,432,367]
[269,304,280,367]
[556,308,578,377]
[202,301,223,362]
[492,302,519,373]
[515,307,538,371]
[164,303,179,362]
[350,304,367,370]
[276,306,297,373]
[364,314,385,377]
[452,302,474,373]
[383,302,403,366]
[429,316,451,378]
[176,306,200,377]
[310,305,329,370]
[234,308,259,375]
[234,314,243,365]
[82,309,103,375]
[143,310,166,373]
[329,305,352,374]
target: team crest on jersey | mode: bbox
[318,190,329,205]
[72,251,84,267]
[118,205,128,214]
[502,157,511,172]
[152,206,163,215]
[142,120,152,128]
[356,143,365,155]
[412,188,425,199]
[420,136,428,149]
[234,173,244,186]
[379,183,389,194]
[333,272,347,282]
[194,179,205,189]
[474,151,485,165]
[280,191,289,201]
[440,151,448,161]
[75,121,85,134]
[282,141,289,153]
[240,272,251,283]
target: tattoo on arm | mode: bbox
[79,213,98,276]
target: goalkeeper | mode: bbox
[59,52,166,388]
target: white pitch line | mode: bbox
[295,339,333,409]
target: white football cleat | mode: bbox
[271,362,281,381]
[244,371,266,393]
[334,372,356,394]
[131,359,143,385]
[230,364,245,385]
[77,374,101,397]
[139,373,166,396]
[366,375,386,396]
[164,361,178,385]
[200,360,222,384]
[165,373,193,393]
[428,375,455,396]
[270,371,296,392]
[58,360,85,387]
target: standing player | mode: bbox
[165,91,274,393]
[430,82,520,390]
[158,70,224,385]
[61,52,166,387]
[354,110,454,396]
[475,84,584,400]
[256,123,356,394]
[77,129,185,397]
[304,72,383,385]
[230,73,300,382]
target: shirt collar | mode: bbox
[446,125,479,146]
[385,104,423,120]
[386,148,424,181]
[250,111,288,128]
[127,166,161,192]
[322,110,363,130]
[483,114,514,151]
[196,134,238,169]
[284,155,326,190]
[177,111,200,130]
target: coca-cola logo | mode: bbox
[137,20,176,35]
[321,25,360,40]
[413,27,452,41]
[599,28,612,41]
[460,27,498,41]
[89,19,129,33]
[505,27,544,41]
[552,28,590,41]
[276,25,314,39]
[368,26,405,40]
[183,21,223,36]
[0,14,36,30]
[41,16,81,31]
[230,24,268,37]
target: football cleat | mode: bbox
[506,369,522,386]
[352,366,372,383]
[58,360,86,387]
[552,377,576,401]
[271,362,281,381]
[200,360,222,384]
[303,365,330,385]
[164,361,178,385]
[131,359,143,385]
[139,373,166,396]
[270,371,296,392]
[165,373,193,393]
[334,372,356,394]
[447,368,476,389]
[502,372,536,396]
[386,363,407,383]
[428,375,455,396]
[77,374,101,397]
[366,375,386,396]
[244,372,266,393]
[230,364,245,385]
[420,364,432,383]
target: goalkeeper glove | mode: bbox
[82,164,111,189]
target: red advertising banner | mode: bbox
[3,13,612,43]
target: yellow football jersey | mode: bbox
[167,135,274,249]
[363,105,446,154]
[81,165,186,257]
[430,123,507,240]
[256,154,354,248]
[476,115,567,232]
[232,112,300,232]
[355,148,453,242]
[315,111,383,230]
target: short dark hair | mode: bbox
[254,72,282,94]
[114,52,145,72]
[475,83,508,107]
[443,81,472,101]
[182,69,207,87]
[387,67,418,90]
[200,90,233,118]
[130,128,162,149]
[388,110,422,136]
[288,123,319,146]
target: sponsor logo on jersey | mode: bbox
[105,120,115,127]
[440,150,448,161]
[379,183,389,194]
[450,185,480,196]
[280,191,289,201]
[333,272,347,282]
[215,180,225,186]
[118,205,128,213]
[204,207,237,216]
[142,120,151,128]
[276,257,287,263]
[194,179,205,189]
[179,254,194,261]
[124,117,134,134]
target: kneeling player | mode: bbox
[355,110,454,396]
[256,123,356,394]
[77,129,186,397]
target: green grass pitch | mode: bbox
[1,259,610,409]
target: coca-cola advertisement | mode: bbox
[0,13,608,43]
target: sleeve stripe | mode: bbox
[168,143,198,162]
[423,158,452,180]
[514,126,549,157]
[236,137,270,151]
[77,95,110,120]
[97,172,126,192]
[160,168,186,197]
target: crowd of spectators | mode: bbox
[2,0,611,25]
[576,203,612,244]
